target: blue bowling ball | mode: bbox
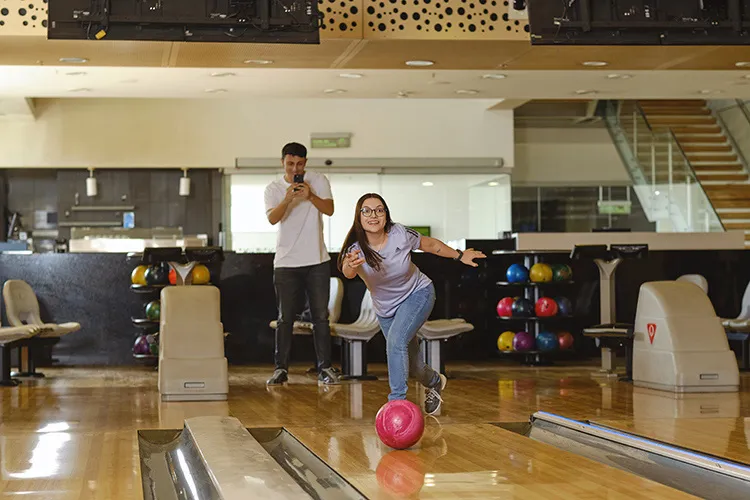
[506,264,529,283]
[555,296,573,316]
[536,331,558,352]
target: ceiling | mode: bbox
[1,66,750,101]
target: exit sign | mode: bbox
[310,133,351,149]
[598,200,632,215]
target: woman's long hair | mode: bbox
[337,193,394,272]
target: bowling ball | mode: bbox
[511,298,534,317]
[145,300,160,321]
[552,264,573,282]
[529,263,553,283]
[191,264,211,285]
[133,335,150,355]
[536,331,558,352]
[149,341,159,356]
[168,268,177,285]
[557,331,574,350]
[535,297,559,317]
[506,264,529,283]
[131,265,148,285]
[375,400,425,450]
[513,331,535,351]
[555,296,573,316]
[497,331,515,351]
[145,264,169,286]
[496,297,515,317]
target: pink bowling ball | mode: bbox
[375,399,425,450]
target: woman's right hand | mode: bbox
[345,249,366,270]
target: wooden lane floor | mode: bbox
[0,363,748,498]
[285,422,697,499]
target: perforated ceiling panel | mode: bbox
[0,0,48,35]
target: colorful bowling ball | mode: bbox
[555,296,573,316]
[511,298,534,317]
[529,263,553,283]
[513,331,535,351]
[145,300,160,321]
[191,264,211,285]
[149,341,159,356]
[535,297,559,317]
[145,264,169,286]
[497,331,515,351]
[536,331,558,352]
[131,265,148,285]
[506,264,529,283]
[557,331,574,350]
[133,335,150,355]
[168,268,177,285]
[496,297,515,317]
[552,264,573,282]
[375,400,425,450]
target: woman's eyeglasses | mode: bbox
[360,207,386,218]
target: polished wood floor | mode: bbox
[0,361,749,499]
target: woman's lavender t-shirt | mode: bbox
[348,223,433,318]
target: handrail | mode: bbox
[710,101,750,176]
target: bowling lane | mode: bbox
[285,422,696,499]
[593,418,750,466]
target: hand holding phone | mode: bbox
[293,173,304,191]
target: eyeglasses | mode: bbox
[360,207,386,218]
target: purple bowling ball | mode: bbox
[133,335,151,355]
[513,331,536,351]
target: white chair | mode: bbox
[0,325,44,386]
[331,290,381,380]
[3,279,81,378]
[418,318,474,376]
[676,274,709,294]
[722,280,750,331]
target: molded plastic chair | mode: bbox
[722,280,750,331]
[676,274,709,294]
[418,318,474,375]
[330,290,381,380]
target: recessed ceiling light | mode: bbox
[397,91,413,98]
[736,62,750,68]
[323,88,347,94]
[575,89,598,95]
[582,61,608,67]
[488,181,499,186]
[456,89,479,95]
[422,181,434,187]
[339,73,363,79]
[607,73,632,79]
[698,89,723,95]
[65,71,87,76]
[205,88,228,93]
[210,72,236,77]
[68,88,92,93]
[59,57,88,64]
[427,80,450,85]
[405,60,434,67]
[482,74,507,80]
[243,59,273,65]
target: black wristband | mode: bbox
[454,249,464,261]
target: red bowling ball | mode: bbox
[375,400,425,450]
[535,297,558,317]
[557,331,574,350]
[496,297,515,317]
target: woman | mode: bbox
[337,193,485,414]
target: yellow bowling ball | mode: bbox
[131,265,148,285]
[191,264,211,285]
[529,263,553,283]
[497,331,515,352]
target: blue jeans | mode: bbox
[377,283,440,401]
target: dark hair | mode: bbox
[338,193,394,272]
[281,142,307,159]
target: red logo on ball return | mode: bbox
[647,323,657,344]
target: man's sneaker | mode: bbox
[266,368,288,386]
[318,367,342,385]
[425,373,447,415]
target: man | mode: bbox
[264,142,340,386]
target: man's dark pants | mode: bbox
[273,261,332,371]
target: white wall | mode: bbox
[513,126,631,185]
[0,98,514,168]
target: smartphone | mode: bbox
[293,173,304,191]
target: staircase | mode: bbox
[638,99,750,245]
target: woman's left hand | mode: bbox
[460,248,486,267]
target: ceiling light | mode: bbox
[405,60,434,67]
[456,89,479,95]
[427,80,450,85]
[204,88,228,93]
[482,74,507,80]
[68,88,91,93]
[243,59,273,65]
[736,62,750,68]
[323,88,347,94]
[582,61,608,67]
[64,71,87,76]
[397,91,413,98]
[210,72,235,77]
[339,73,363,79]
[488,181,499,186]
[422,181,434,187]
[607,73,632,79]
[59,57,88,64]
[698,89,723,95]
[575,89,598,95]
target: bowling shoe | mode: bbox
[425,373,447,415]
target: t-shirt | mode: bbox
[347,223,432,318]
[264,170,332,268]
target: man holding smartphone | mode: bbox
[264,142,340,386]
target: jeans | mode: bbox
[377,283,440,401]
[273,261,332,371]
